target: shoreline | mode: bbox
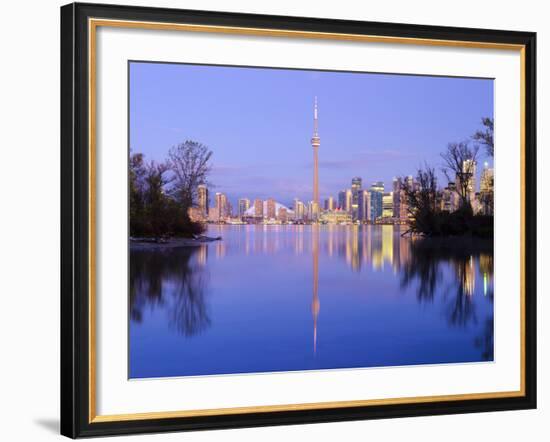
[130,236,220,251]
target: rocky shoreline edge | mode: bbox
[130,235,221,250]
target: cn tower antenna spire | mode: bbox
[314,96,318,136]
[311,97,321,215]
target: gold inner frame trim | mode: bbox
[88,17,527,424]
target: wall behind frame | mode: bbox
[0,0,546,441]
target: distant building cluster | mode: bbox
[439,160,494,216]
[188,159,494,226]
[188,98,494,226]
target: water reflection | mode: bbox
[311,224,320,354]
[399,237,493,326]
[130,225,494,377]
[130,247,210,336]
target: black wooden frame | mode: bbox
[60,2,537,438]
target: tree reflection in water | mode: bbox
[399,237,494,360]
[129,226,494,365]
[130,245,210,336]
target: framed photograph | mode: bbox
[60,2,537,438]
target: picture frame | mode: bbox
[60,2,537,438]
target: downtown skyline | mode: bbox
[130,61,494,209]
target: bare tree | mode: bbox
[441,141,479,210]
[400,164,440,236]
[144,161,172,206]
[129,153,147,217]
[472,117,494,157]
[168,141,213,209]
[140,160,174,238]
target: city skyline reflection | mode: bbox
[130,225,494,378]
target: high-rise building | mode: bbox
[351,177,362,221]
[392,178,401,218]
[480,162,494,193]
[324,196,335,211]
[307,201,315,221]
[479,162,494,215]
[294,198,305,221]
[464,159,477,191]
[338,190,346,210]
[254,198,263,218]
[382,192,394,218]
[392,177,409,221]
[214,192,228,221]
[327,196,335,211]
[345,189,352,213]
[197,184,209,217]
[278,207,288,223]
[456,159,477,203]
[238,198,250,218]
[361,190,371,222]
[310,97,321,220]
[370,182,384,220]
[406,175,415,191]
[266,198,276,219]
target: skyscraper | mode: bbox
[392,176,413,220]
[351,177,362,222]
[479,162,494,215]
[267,198,276,219]
[294,198,305,221]
[327,196,335,211]
[214,192,227,221]
[480,162,494,193]
[338,190,346,210]
[310,97,321,220]
[382,192,394,218]
[238,198,250,218]
[351,177,362,190]
[370,182,384,220]
[361,190,371,222]
[278,207,288,223]
[457,159,477,203]
[345,189,352,213]
[392,178,401,218]
[254,198,263,219]
[197,184,209,217]
[307,201,316,221]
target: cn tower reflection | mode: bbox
[311,224,320,354]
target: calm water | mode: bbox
[129,225,494,378]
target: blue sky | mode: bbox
[129,61,493,208]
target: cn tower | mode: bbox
[311,97,320,218]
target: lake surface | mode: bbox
[129,225,494,378]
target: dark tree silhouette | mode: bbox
[399,165,440,236]
[129,145,210,238]
[441,141,480,210]
[472,117,494,158]
[168,140,213,210]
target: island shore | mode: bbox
[130,236,221,251]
